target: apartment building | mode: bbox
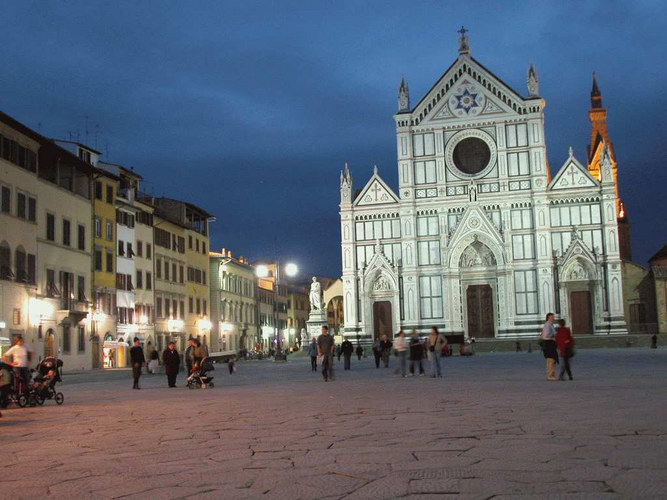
[150,198,212,349]
[209,249,256,354]
[286,285,309,349]
[1,113,94,371]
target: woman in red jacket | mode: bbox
[555,319,575,381]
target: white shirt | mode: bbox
[4,344,32,367]
[393,336,407,352]
[540,322,555,340]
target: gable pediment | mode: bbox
[549,155,599,191]
[354,171,399,207]
[409,56,534,126]
[425,76,516,124]
[447,204,506,266]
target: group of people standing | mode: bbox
[309,326,451,382]
[539,313,575,381]
[129,337,209,389]
[392,328,448,378]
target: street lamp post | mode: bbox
[256,261,297,361]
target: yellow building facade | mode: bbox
[91,170,119,367]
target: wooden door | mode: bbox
[570,291,592,335]
[373,301,392,340]
[466,285,494,338]
[92,338,101,369]
[44,330,55,358]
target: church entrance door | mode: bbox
[373,301,392,340]
[466,285,494,338]
[570,291,592,335]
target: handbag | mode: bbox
[316,355,323,366]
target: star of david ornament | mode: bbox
[454,88,479,114]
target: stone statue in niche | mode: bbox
[459,241,497,268]
[567,263,588,281]
[469,181,477,202]
[309,277,322,311]
[373,275,391,292]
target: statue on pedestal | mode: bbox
[309,277,322,311]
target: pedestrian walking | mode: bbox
[409,330,425,376]
[380,334,392,368]
[336,344,342,362]
[556,319,575,381]
[192,338,206,370]
[130,337,145,389]
[427,327,447,378]
[308,338,318,372]
[539,313,558,381]
[341,337,353,370]
[393,331,408,377]
[317,325,335,382]
[356,344,363,360]
[372,339,381,368]
[651,333,658,349]
[162,341,180,388]
[2,335,33,393]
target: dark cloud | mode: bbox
[2,0,665,275]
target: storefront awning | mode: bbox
[103,340,129,348]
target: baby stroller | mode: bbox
[29,357,64,405]
[0,360,32,408]
[186,356,214,389]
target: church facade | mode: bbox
[339,31,628,342]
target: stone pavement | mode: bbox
[1,348,666,499]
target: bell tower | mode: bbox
[587,73,617,197]
[586,73,631,260]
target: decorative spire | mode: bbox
[373,164,378,175]
[457,26,470,55]
[568,146,573,157]
[591,72,602,109]
[340,162,352,189]
[527,62,539,97]
[397,75,410,112]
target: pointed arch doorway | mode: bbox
[373,301,393,340]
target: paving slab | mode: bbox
[0,348,665,499]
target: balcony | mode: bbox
[56,297,89,326]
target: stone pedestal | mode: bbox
[305,310,327,347]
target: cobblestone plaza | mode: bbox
[2,348,666,499]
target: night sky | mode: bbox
[2,1,666,277]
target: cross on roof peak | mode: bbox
[458,25,470,55]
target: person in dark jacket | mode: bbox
[162,341,181,388]
[409,330,425,376]
[307,338,318,372]
[129,338,145,389]
[341,338,354,370]
[380,334,392,368]
[356,344,363,360]
[372,339,381,368]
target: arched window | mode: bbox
[0,241,12,280]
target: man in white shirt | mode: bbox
[2,336,33,391]
[539,313,558,381]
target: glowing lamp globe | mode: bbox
[284,263,298,277]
